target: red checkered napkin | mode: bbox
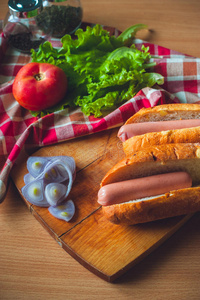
[0,27,200,203]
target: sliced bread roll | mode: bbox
[100,143,200,225]
[125,103,200,124]
[123,126,200,156]
[122,103,200,155]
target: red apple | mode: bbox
[12,62,68,111]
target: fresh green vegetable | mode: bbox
[31,24,164,117]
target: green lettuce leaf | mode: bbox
[117,24,148,46]
[31,24,163,117]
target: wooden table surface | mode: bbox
[1,1,200,299]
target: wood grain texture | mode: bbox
[1,0,200,298]
[11,128,192,282]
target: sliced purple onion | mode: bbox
[45,182,67,206]
[22,156,76,214]
[27,157,49,178]
[44,156,76,182]
[39,165,65,183]
[24,173,35,185]
[21,179,49,207]
[58,156,76,175]
[37,159,75,186]
[45,156,75,171]
[59,160,74,197]
[26,156,75,179]
[48,200,75,222]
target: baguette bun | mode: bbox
[101,143,200,225]
[123,126,200,156]
[123,103,200,155]
[125,103,200,124]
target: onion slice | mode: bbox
[23,173,35,185]
[45,182,67,207]
[21,156,76,220]
[21,179,49,207]
[48,200,75,222]
[27,157,49,178]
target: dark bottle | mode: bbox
[3,0,50,53]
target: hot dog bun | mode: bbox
[100,143,200,225]
[125,103,200,124]
[122,103,200,155]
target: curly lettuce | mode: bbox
[31,24,163,117]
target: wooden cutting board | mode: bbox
[11,128,192,282]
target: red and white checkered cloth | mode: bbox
[0,25,200,203]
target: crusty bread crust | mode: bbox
[102,187,200,225]
[101,104,200,225]
[101,143,200,186]
[101,143,200,225]
[125,103,200,124]
[122,103,200,154]
[123,126,200,155]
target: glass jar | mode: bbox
[38,0,83,38]
[3,0,50,53]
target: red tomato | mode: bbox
[12,62,68,111]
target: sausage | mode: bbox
[98,171,192,206]
[118,119,200,142]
